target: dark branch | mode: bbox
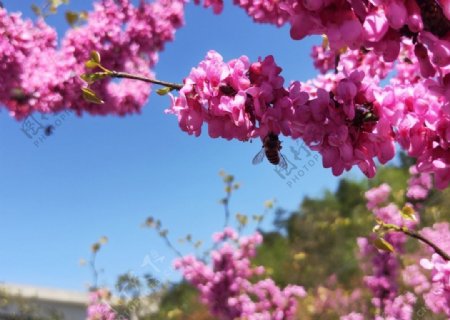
[110,71,183,90]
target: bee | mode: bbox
[44,125,54,136]
[252,133,288,169]
[10,88,33,104]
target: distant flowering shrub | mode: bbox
[87,289,120,320]
[174,228,306,320]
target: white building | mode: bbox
[0,283,88,320]
[0,283,160,320]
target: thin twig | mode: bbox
[110,71,183,90]
[223,191,231,228]
[387,224,450,261]
[90,251,98,290]
[161,234,183,258]
[400,227,450,261]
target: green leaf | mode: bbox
[236,213,248,226]
[31,4,42,16]
[81,87,104,104]
[373,237,395,253]
[90,51,101,64]
[156,86,172,96]
[79,11,88,20]
[99,236,108,244]
[65,11,79,27]
[85,60,98,69]
[50,0,66,10]
[401,205,417,221]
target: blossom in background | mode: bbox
[87,289,121,320]
[174,229,306,319]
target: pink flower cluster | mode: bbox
[193,0,223,14]
[311,45,394,82]
[0,0,186,119]
[228,0,450,77]
[166,50,296,141]
[420,254,450,316]
[0,8,58,119]
[294,71,396,177]
[168,50,397,178]
[225,2,450,183]
[341,312,364,320]
[86,289,121,320]
[402,223,450,317]
[377,80,450,189]
[232,0,291,27]
[365,183,391,210]
[340,293,416,320]
[406,165,433,200]
[375,292,417,320]
[174,228,306,320]
[312,285,364,317]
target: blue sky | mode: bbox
[0,0,354,291]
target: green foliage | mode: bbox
[147,282,212,320]
[252,232,292,286]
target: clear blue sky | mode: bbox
[0,0,354,292]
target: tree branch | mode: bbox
[386,224,450,261]
[110,71,183,90]
[401,227,450,261]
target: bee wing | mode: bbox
[278,153,288,170]
[252,148,266,165]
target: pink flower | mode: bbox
[363,9,389,42]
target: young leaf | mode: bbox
[236,213,248,226]
[156,86,172,96]
[50,0,67,12]
[81,87,104,104]
[293,252,306,261]
[91,242,100,253]
[31,4,42,16]
[373,237,395,253]
[65,11,79,27]
[401,205,417,221]
[79,11,88,20]
[85,60,98,69]
[90,50,101,64]
[99,236,108,244]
